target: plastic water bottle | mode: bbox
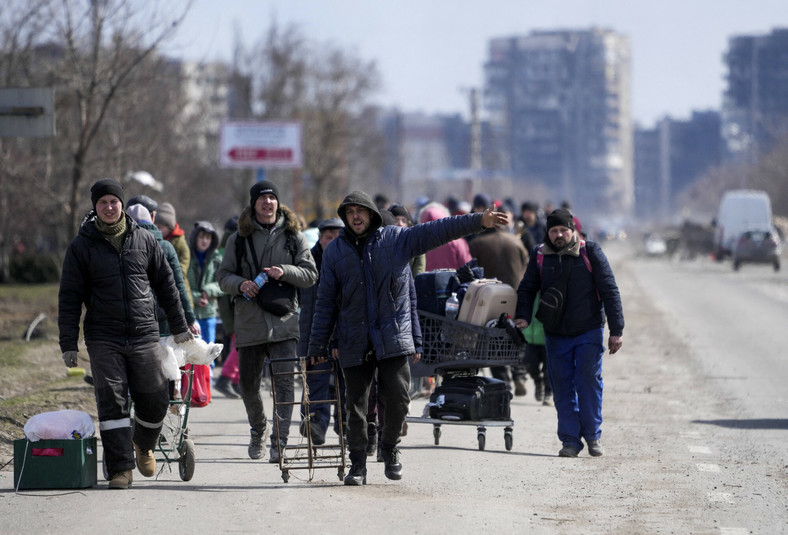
[444,292,460,320]
[243,272,268,300]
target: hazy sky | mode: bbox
[165,0,788,127]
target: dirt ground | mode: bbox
[0,284,96,470]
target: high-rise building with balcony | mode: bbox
[484,28,634,222]
[722,28,788,163]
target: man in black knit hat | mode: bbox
[217,181,318,464]
[514,208,624,459]
[59,178,192,489]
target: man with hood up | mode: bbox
[308,190,509,486]
[216,181,318,464]
[514,208,624,459]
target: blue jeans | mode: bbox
[300,360,346,435]
[198,317,217,368]
[198,317,217,343]
[544,328,604,451]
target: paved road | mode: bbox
[1,242,786,534]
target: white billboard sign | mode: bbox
[219,121,302,169]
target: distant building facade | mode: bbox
[483,28,634,223]
[634,111,722,222]
[722,28,788,163]
[178,61,251,160]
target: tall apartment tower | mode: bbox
[722,28,788,163]
[484,29,633,222]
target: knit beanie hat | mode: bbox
[250,180,280,209]
[126,204,152,224]
[472,193,491,210]
[90,178,125,210]
[545,208,576,231]
[388,204,413,225]
[156,202,177,230]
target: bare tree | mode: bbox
[0,1,56,280]
[301,46,381,219]
[45,0,192,237]
[241,22,381,220]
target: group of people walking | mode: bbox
[58,177,623,489]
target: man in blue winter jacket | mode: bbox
[309,190,508,485]
[514,208,624,458]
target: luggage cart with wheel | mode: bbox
[406,310,522,451]
[156,365,197,481]
[268,357,346,483]
[102,366,196,481]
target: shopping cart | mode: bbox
[406,310,523,451]
[269,357,346,483]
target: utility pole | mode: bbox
[470,88,482,173]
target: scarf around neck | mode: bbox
[95,214,127,253]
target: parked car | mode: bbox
[714,189,774,261]
[643,233,668,256]
[731,229,781,271]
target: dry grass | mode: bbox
[0,284,96,471]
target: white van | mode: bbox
[714,189,774,260]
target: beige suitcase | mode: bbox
[456,279,517,326]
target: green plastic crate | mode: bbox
[13,437,97,490]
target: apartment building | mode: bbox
[484,28,634,222]
[722,28,788,163]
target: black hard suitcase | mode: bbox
[415,269,457,316]
[429,375,511,421]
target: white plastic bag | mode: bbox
[161,335,222,366]
[158,338,185,381]
[24,410,95,441]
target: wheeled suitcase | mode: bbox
[429,375,511,421]
[456,279,516,326]
[415,269,457,316]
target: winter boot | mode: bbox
[269,441,285,464]
[379,444,403,480]
[248,428,265,460]
[214,375,240,398]
[344,450,367,486]
[534,380,545,403]
[365,422,378,456]
[133,441,156,477]
[108,470,133,489]
[587,440,604,457]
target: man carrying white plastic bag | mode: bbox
[58,179,194,490]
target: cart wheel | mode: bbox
[477,432,486,451]
[282,469,289,483]
[178,438,196,481]
[433,426,441,446]
[504,431,513,451]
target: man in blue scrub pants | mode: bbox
[514,208,624,458]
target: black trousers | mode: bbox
[238,339,296,445]
[343,354,410,456]
[87,339,168,475]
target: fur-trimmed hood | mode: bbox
[237,204,302,238]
